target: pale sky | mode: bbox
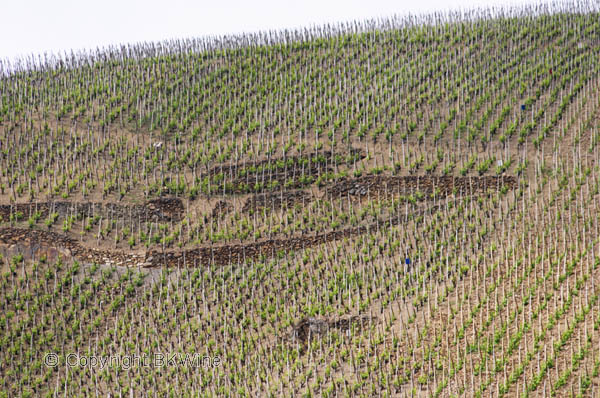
[1,0,547,62]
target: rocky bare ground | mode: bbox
[290,315,378,344]
[0,197,184,223]
[0,203,427,268]
[0,175,517,268]
[2,199,447,271]
[200,148,365,195]
[0,228,148,268]
[204,148,364,178]
[242,189,313,212]
[240,175,517,213]
[324,175,517,199]
[211,200,233,218]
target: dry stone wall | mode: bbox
[0,228,148,267]
[325,175,517,198]
[242,190,312,212]
[0,175,517,269]
[0,197,184,223]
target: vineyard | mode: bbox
[1,1,600,397]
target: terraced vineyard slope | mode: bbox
[1,2,599,397]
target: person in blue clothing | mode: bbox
[405,256,411,266]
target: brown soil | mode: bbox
[0,175,517,268]
[290,315,377,345]
[242,189,313,212]
[198,148,365,195]
[0,197,184,222]
[324,175,517,199]
[204,148,364,177]
[0,227,147,267]
[211,200,233,218]
[0,202,433,268]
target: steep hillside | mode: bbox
[1,2,599,397]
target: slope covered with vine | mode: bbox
[1,1,600,397]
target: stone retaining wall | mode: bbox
[325,175,517,198]
[0,197,183,223]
